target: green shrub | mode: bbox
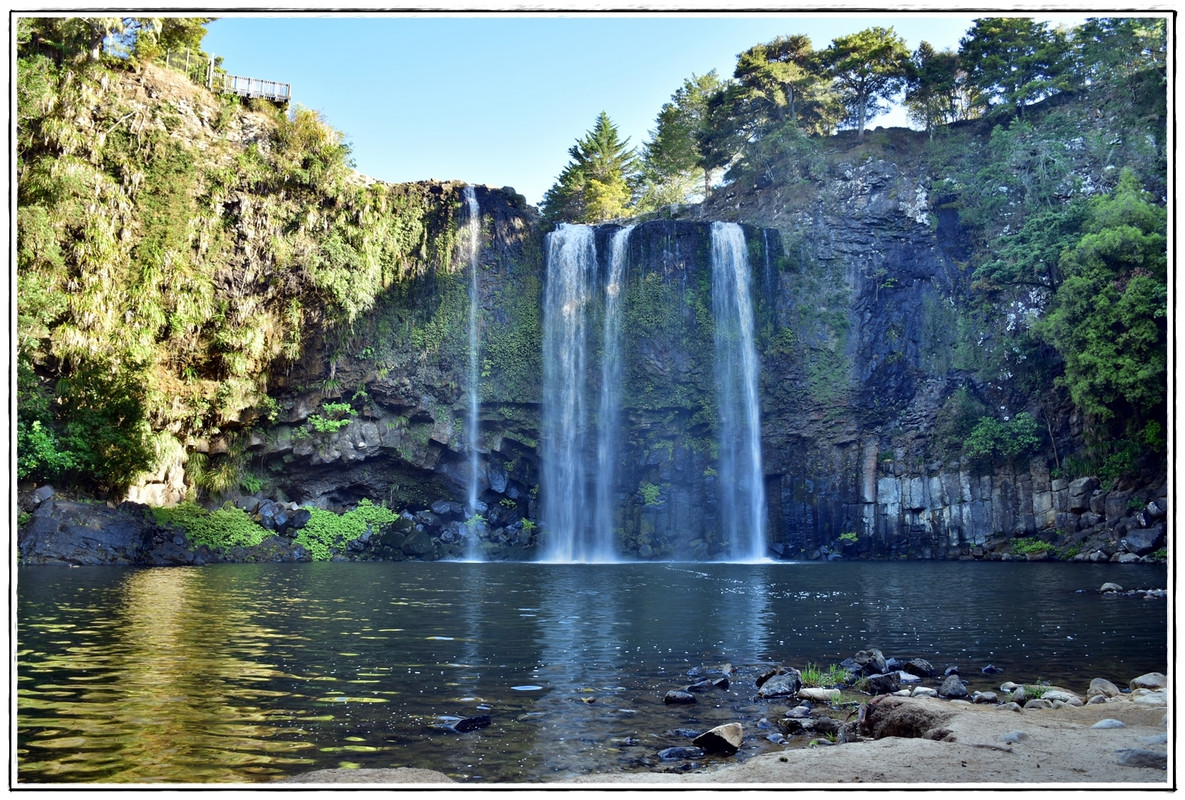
[1011,536,1053,556]
[153,503,267,551]
[294,498,397,561]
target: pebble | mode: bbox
[1000,730,1028,743]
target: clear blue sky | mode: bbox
[201,11,1091,206]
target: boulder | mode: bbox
[865,674,900,695]
[693,723,743,755]
[1087,678,1122,699]
[1067,477,1099,511]
[757,670,802,699]
[902,658,935,678]
[1116,748,1168,769]
[1121,526,1165,556]
[663,691,696,705]
[938,675,969,699]
[852,648,888,676]
[1090,718,1126,729]
[1130,672,1167,691]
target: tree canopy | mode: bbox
[823,26,911,140]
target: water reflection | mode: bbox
[18,561,1167,784]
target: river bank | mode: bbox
[279,677,1171,787]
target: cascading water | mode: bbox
[540,224,598,562]
[593,225,634,558]
[710,222,768,561]
[463,186,483,561]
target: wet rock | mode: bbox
[902,658,935,678]
[865,674,900,695]
[686,680,717,693]
[852,648,888,676]
[972,691,998,704]
[657,746,704,760]
[757,669,802,699]
[693,722,743,755]
[939,674,969,699]
[663,691,696,705]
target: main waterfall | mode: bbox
[539,220,768,563]
[540,224,633,562]
[710,222,767,561]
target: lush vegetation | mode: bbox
[16,17,469,497]
[294,499,399,561]
[16,13,1167,512]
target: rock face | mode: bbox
[103,152,1164,563]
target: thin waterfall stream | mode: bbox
[463,186,483,561]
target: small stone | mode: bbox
[664,691,696,705]
[1000,730,1028,743]
[1023,698,1054,710]
[973,691,998,704]
[1091,718,1126,729]
[1100,582,1124,592]
[1116,748,1167,769]
[911,686,938,698]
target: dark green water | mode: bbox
[17,560,1167,784]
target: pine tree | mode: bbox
[541,112,638,223]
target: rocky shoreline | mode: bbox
[15,484,1169,567]
[276,662,1170,786]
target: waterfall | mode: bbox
[540,224,598,562]
[710,222,767,561]
[463,186,483,561]
[593,225,633,559]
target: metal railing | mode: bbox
[162,48,291,105]
[210,72,292,103]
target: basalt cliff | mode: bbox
[17,62,1168,565]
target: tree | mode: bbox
[541,112,638,223]
[1072,17,1167,113]
[734,34,835,133]
[904,41,961,137]
[641,71,725,204]
[822,26,911,141]
[1037,169,1167,432]
[958,17,1071,117]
